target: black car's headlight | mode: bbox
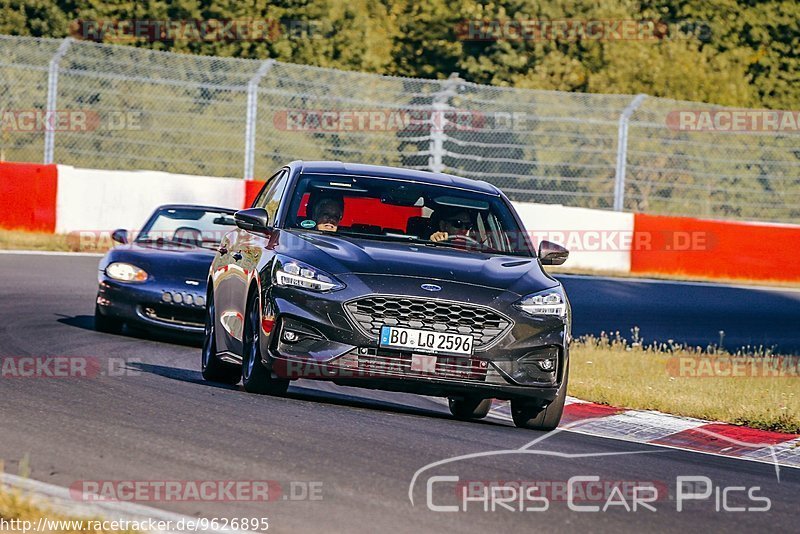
[105,262,148,282]
[273,256,344,292]
[514,287,567,317]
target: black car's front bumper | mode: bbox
[259,275,569,403]
[96,277,207,334]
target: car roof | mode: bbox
[154,204,237,214]
[291,161,501,195]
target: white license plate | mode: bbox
[379,326,474,355]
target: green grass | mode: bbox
[0,228,111,253]
[570,332,800,433]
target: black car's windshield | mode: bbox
[285,174,534,257]
[136,208,237,248]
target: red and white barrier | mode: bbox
[55,165,245,234]
[2,162,799,282]
[0,162,58,232]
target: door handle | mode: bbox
[232,251,243,261]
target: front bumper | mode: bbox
[260,275,569,403]
[96,278,206,334]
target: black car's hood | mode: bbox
[101,242,216,284]
[282,230,557,295]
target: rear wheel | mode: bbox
[94,304,124,334]
[448,397,492,420]
[511,366,569,431]
[201,292,240,385]
[241,292,289,395]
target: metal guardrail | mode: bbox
[1,35,797,223]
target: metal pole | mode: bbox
[428,73,460,174]
[243,59,275,180]
[613,94,647,211]
[43,38,73,164]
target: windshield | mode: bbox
[136,207,237,248]
[285,174,534,257]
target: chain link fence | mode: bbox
[1,35,797,223]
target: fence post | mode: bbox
[243,59,275,180]
[613,93,647,211]
[43,37,73,164]
[428,73,461,173]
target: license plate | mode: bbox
[379,326,474,355]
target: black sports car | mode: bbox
[95,204,238,335]
[203,161,571,430]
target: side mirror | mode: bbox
[111,229,128,244]
[538,240,569,266]
[234,207,271,233]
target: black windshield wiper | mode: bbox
[135,238,192,248]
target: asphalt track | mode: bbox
[0,253,797,533]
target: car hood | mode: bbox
[101,242,216,284]
[282,230,558,295]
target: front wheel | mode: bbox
[201,292,240,385]
[448,397,492,420]
[241,292,289,395]
[511,367,569,431]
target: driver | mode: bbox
[429,208,475,242]
[307,192,344,233]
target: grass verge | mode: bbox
[0,228,110,253]
[570,334,800,433]
[0,488,137,534]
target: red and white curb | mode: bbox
[486,397,800,469]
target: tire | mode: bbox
[448,397,492,420]
[511,366,569,431]
[201,292,240,385]
[94,304,124,334]
[241,292,289,395]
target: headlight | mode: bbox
[273,256,344,292]
[106,262,148,282]
[514,288,566,317]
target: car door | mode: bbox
[214,169,289,357]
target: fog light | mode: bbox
[196,295,205,307]
[538,359,556,371]
[283,330,299,343]
[185,294,194,305]
[173,292,183,303]
[162,292,172,303]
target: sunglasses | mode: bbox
[444,218,471,229]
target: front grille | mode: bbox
[344,295,512,350]
[141,304,204,327]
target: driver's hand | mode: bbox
[430,231,448,242]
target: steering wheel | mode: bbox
[444,233,482,247]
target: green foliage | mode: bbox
[1,0,796,108]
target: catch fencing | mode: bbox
[1,35,797,222]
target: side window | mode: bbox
[253,170,289,225]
